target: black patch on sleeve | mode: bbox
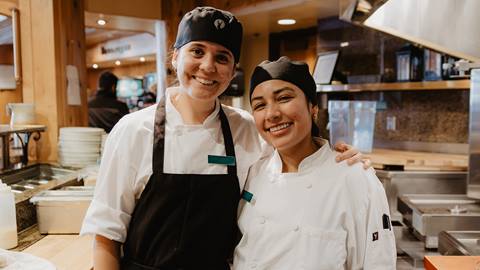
[383,214,391,230]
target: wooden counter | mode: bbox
[364,148,468,171]
[425,256,480,270]
[22,234,93,270]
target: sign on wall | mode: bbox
[86,33,156,65]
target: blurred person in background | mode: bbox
[88,71,130,133]
[137,83,157,109]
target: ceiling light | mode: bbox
[277,19,296,25]
[97,19,107,26]
[115,60,121,66]
[340,42,350,47]
[92,64,98,69]
[140,57,146,62]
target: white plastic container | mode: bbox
[0,180,18,249]
[328,100,377,153]
[30,190,93,234]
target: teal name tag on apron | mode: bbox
[241,190,254,203]
[208,155,236,166]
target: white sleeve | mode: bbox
[345,167,397,270]
[80,118,139,243]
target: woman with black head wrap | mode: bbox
[234,57,396,270]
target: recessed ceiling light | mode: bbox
[277,19,296,25]
[140,57,146,62]
[97,19,107,26]
[92,64,98,69]
[340,42,350,47]
[115,60,121,66]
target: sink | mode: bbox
[439,231,480,255]
[0,163,79,231]
[0,163,77,198]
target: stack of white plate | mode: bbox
[58,127,105,168]
[100,133,108,156]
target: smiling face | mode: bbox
[251,80,318,152]
[173,41,235,103]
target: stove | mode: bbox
[398,194,480,248]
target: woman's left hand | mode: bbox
[333,142,372,170]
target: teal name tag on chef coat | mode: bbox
[241,190,254,203]
[208,155,236,166]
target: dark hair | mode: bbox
[311,119,320,137]
[99,71,118,91]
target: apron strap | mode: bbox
[152,97,237,177]
[218,105,237,177]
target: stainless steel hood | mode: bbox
[340,0,480,62]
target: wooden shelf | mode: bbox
[316,80,470,93]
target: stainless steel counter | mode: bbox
[376,170,467,221]
[394,224,440,269]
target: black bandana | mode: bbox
[174,6,243,63]
[250,57,317,105]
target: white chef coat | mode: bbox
[233,139,396,270]
[80,88,265,243]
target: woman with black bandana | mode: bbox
[81,7,367,270]
[234,57,396,270]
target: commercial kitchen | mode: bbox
[0,0,479,269]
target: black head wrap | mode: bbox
[250,56,317,105]
[250,56,319,136]
[174,6,243,63]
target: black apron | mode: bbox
[121,98,240,270]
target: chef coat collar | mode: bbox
[270,137,332,176]
[165,89,221,129]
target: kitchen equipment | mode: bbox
[377,170,467,221]
[0,164,79,231]
[6,103,35,126]
[468,69,480,199]
[0,180,17,249]
[396,44,423,82]
[30,189,93,234]
[328,100,376,152]
[398,194,480,248]
[438,231,480,255]
[424,49,443,81]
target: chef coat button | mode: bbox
[293,225,300,232]
[306,183,312,189]
[250,263,257,268]
[259,217,266,224]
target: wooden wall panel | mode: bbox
[53,0,88,127]
[18,0,87,162]
[84,0,161,20]
[0,0,17,13]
